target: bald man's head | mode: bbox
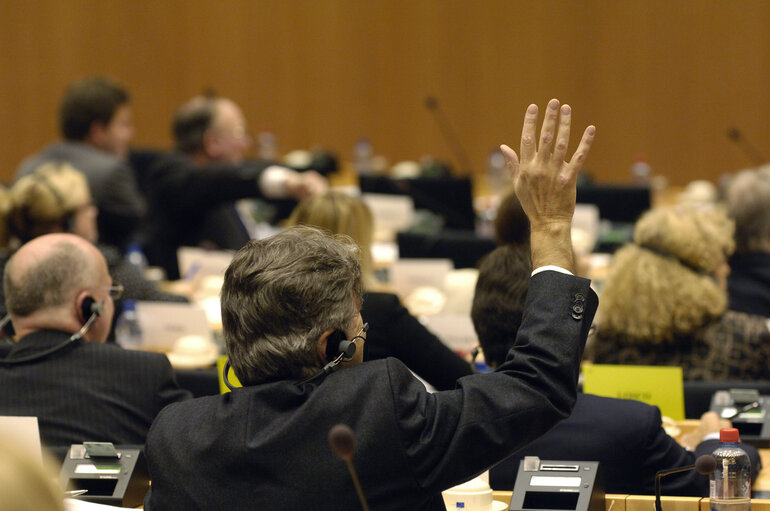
[4,234,103,317]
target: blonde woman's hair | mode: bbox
[0,435,64,511]
[596,205,735,343]
[5,162,90,245]
[286,192,377,289]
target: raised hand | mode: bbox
[500,99,595,271]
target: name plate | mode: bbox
[582,364,684,420]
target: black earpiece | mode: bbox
[80,297,103,325]
[326,330,356,363]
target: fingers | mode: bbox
[566,124,596,174]
[519,104,539,162]
[537,99,561,160]
[552,104,572,163]
[500,144,519,181]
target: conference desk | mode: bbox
[491,493,770,511]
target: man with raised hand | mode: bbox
[143,99,596,511]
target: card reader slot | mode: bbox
[540,464,579,472]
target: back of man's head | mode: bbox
[4,234,96,319]
[59,77,130,141]
[725,168,770,253]
[172,95,218,155]
[471,244,531,368]
[221,226,362,385]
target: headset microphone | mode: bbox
[0,297,104,365]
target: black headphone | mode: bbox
[0,296,104,366]
[298,323,369,386]
[80,297,104,326]
[222,323,369,390]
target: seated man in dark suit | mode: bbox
[0,233,190,449]
[472,243,761,495]
[143,94,328,279]
[725,168,770,317]
[142,99,598,510]
[16,77,146,250]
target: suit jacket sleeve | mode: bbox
[147,153,272,215]
[636,405,706,495]
[390,271,597,493]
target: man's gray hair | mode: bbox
[726,168,770,252]
[221,226,363,385]
[4,241,92,317]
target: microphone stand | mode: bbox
[655,465,695,511]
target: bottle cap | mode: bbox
[720,428,740,443]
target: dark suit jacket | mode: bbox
[728,252,770,317]
[142,152,273,279]
[361,292,473,390]
[144,271,597,511]
[489,393,762,496]
[0,330,191,448]
[16,141,147,249]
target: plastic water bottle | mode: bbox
[354,138,373,175]
[115,300,143,350]
[125,243,148,276]
[710,428,751,511]
[487,147,507,193]
[258,130,277,160]
[630,153,652,185]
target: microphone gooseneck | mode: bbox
[328,424,371,511]
[423,95,473,174]
[655,455,716,511]
[727,127,767,165]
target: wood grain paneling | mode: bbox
[0,0,768,187]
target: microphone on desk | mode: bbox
[329,423,371,511]
[727,127,767,166]
[655,454,717,511]
[424,95,473,174]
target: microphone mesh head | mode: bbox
[328,423,356,461]
[695,454,717,475]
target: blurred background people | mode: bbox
[16,76,146,250]
[286,191,473,390]
[591,205,770,380]
[724,167,770,316]
[0,162,186,337]
[142,93,328,279]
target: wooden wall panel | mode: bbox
[0,0,768,187]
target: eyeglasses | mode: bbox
[107,283,124,300]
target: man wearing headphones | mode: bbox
[0,233,190,449]
[143,99,598,511]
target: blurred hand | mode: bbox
[680,411,731,450]
[286,170,328,200]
